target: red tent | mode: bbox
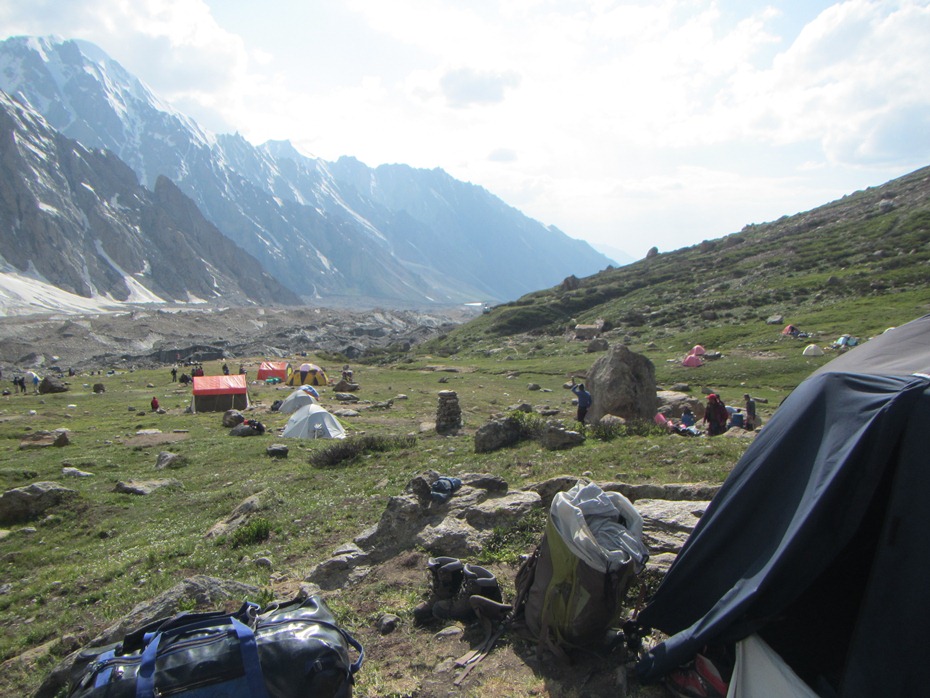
[257,361,290,381]
[191,374,249,412]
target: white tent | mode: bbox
[802,343,824,356]
[278,388,318,414]
[282,403,346,440]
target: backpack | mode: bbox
[514,482,649,655]
[67,595,363,698]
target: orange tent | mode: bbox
[191,374,249,412]
[257,361,290,381]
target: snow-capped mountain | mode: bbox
[0,90,299,313]
[0,35,612,307]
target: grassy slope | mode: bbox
[1,166,929,696]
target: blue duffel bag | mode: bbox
[67,595,364,697]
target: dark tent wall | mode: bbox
[635,371,930,697]
[192,393,249,412]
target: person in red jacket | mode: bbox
[703,394,728,436]
[151,396,160,412]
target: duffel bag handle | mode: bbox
[135,616,269,698]
[122,601,259,653]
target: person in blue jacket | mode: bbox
[571,379,592,424]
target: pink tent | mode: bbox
[691,345,706,356]
[682,354,703,367]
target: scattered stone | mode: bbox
[135,429,162,436]
[205,490,280,539]
[19,429,70,449]
[62,467,94,478]
[335,393,360,402]
[507,403,533,413]
[474,416,522,453]
[332,379,359,392]
[266,444,289,458]
[155,452,188,470]
[332,409,359,418]
[377,614,401,635]
[222,410,245,428]
[253,557,273,569]
[93,384,105,393]
[113,479,182,496]
[0,482,77,524]
[539,424,585,450]
[527,383,541,391]
[587,338,609,353]
[229,423,263,437]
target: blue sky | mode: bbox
[2,1,929,261]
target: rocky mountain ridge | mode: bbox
[0,35,613,307]
[0,91,298,310]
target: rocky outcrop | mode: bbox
[306,472,540,590]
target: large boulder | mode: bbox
[0,482,77,524]
[222,410,245,428]
[586,344,657,423]
[38,376,68,394]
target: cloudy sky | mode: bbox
[3,1,930,261]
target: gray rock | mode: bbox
[586,344,657,423]
[335,393,360,402]
[92,383,105,393]
[587,338,609,353]
[222,410,245,428]
[0,482,77,524]
[61,467,93,478]
[205,489,280,539]
[377,613,401,635]
[38,376,69,394]
[656,390,705,420]
[229,423,262,437]
[113,479,182,496]
[332,409,360,417]
[19,429,70,449]
[155,451,188,470]
[539,424,585,450]
[527,383,541,391]
[474,416,523,453]
[266,444,289,458]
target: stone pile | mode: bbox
[435,390,462,434]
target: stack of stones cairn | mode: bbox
[435,390,463,434]
[413,557,509,623]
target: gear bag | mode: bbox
[515,481,649,653]
[67,595,364,698]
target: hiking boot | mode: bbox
[468,594,512,622]
[427,556,465,600]
[461,564,503,603]
[433,564,503,622]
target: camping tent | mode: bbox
[286,363,328,386]
[277,388,318,414]
[257,361,290,382]
[801,343,824,356]
[191,374,249,412]
[635,315,930,697]
[281,403,346,439]
[690,345,706,356]
[681,354,703,367]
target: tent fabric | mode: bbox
[681,354,703,367]
[801,343,823,356]
[278,389,318,414]
[191,374,248,395]
[257,361,290,381]
[287,364,328,386]
[726,635,818,698]
[635,367,930,696]
[690,345,706,356]
[781,324,798,335]
[811,313,930,378]
[282,403,346,439]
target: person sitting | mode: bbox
[151,396,160,412]
[681,407,696,427]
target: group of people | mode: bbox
[703,393,757,436]
[8,372,40,394]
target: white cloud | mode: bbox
[2,0,929,258]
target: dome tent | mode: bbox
[277,388,318,414]
[282,403,346,439]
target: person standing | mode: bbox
[170,366,178,382]
[571,379,592,425]
[703,394,729,436]
[743,394,757,430]
[222,363,230,376]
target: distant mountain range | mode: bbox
[0,35,614,312]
